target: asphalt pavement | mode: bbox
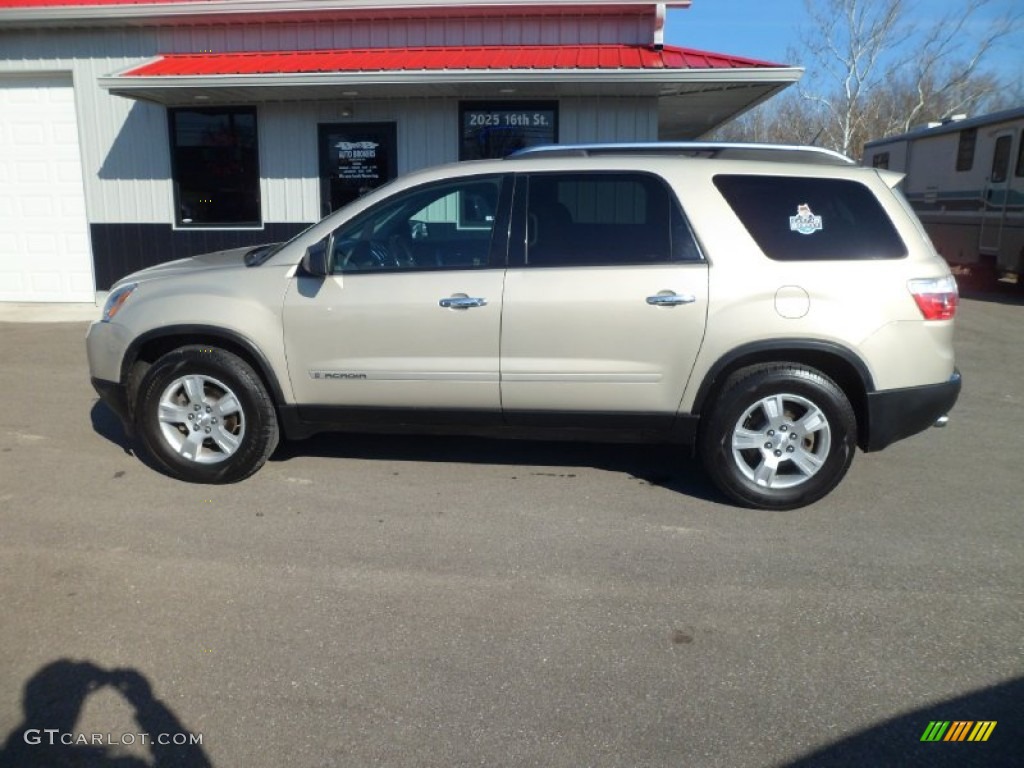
[0,294,1021,767]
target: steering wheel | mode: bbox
[387,234,415,267]
[338,239,396,271]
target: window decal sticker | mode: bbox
[789,203,823,235]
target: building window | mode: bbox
[871,152,889,169]
[460,102,557,160]
[169,106,261,227]
[955,128,977,172]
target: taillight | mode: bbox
[908,276,958,320]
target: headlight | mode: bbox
[101,282,138,323]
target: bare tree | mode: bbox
[886,1,1018,133]
[802,0,1020,155]
[713,0,1021,158]
[712,91,823,145]
[797,0,908,155]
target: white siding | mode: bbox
[560,97,659,144]
[0,14,657,228]
[260,97,658,223]
[0,27,171,225]
[0,73,93,301]
[259,99,461,223]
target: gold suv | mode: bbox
[87,143,961,509]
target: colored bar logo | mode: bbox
[920,721,996,742]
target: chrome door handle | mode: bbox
[646,292,696,306]
[439,296,487,309]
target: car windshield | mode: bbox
[244,176,409,267]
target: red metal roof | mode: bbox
[0,0,213,5]
[0,0,685,7]
[120,45,783,77]
[0,0,221,5]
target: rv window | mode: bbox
[713,175,907,261]
[872,152,890,169]
[955,128,977,172]
[990,135,1012,184]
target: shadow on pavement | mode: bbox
[89,397,723,503]
[272,431,723,504]
[90,400,175,479]
[782,676,1023,768]
[959,288,1024,307]
[0,659,212,768]
[90,400,134,454]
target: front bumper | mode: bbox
[86,318,135,433]
[86,319,132,384]
[863,369,961,452]
[91,377,133,436]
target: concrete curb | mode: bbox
[0,303,100,323]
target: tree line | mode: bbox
[712,0,1022,159]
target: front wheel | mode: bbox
[699,364,857,510]
[134,346,279,483]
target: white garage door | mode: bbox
[0,74,93,302]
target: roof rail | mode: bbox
[507,142,855,166]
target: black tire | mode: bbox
[699,364,857,510]
[134,346,279,483]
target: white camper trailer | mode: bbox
[862,107,1024,284]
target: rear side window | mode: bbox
[713,175,907,261]
[524,172,701,267]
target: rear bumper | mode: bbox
[863,369,961,451]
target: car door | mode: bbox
[283,174,511,417]
[500,171,709,426]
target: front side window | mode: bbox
[713,175,907,261]
[169,106,261,227]
[523,172,701,267]
[328,175,506,274]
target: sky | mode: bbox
[664,0,1024,86]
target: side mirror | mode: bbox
[301,236,331,277]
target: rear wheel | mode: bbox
[699,364,857,510]
[134,346,279,483]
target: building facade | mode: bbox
[0,0,800,302]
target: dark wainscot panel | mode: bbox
[90,223,310,290]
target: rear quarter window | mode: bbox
[713,175,907,261]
